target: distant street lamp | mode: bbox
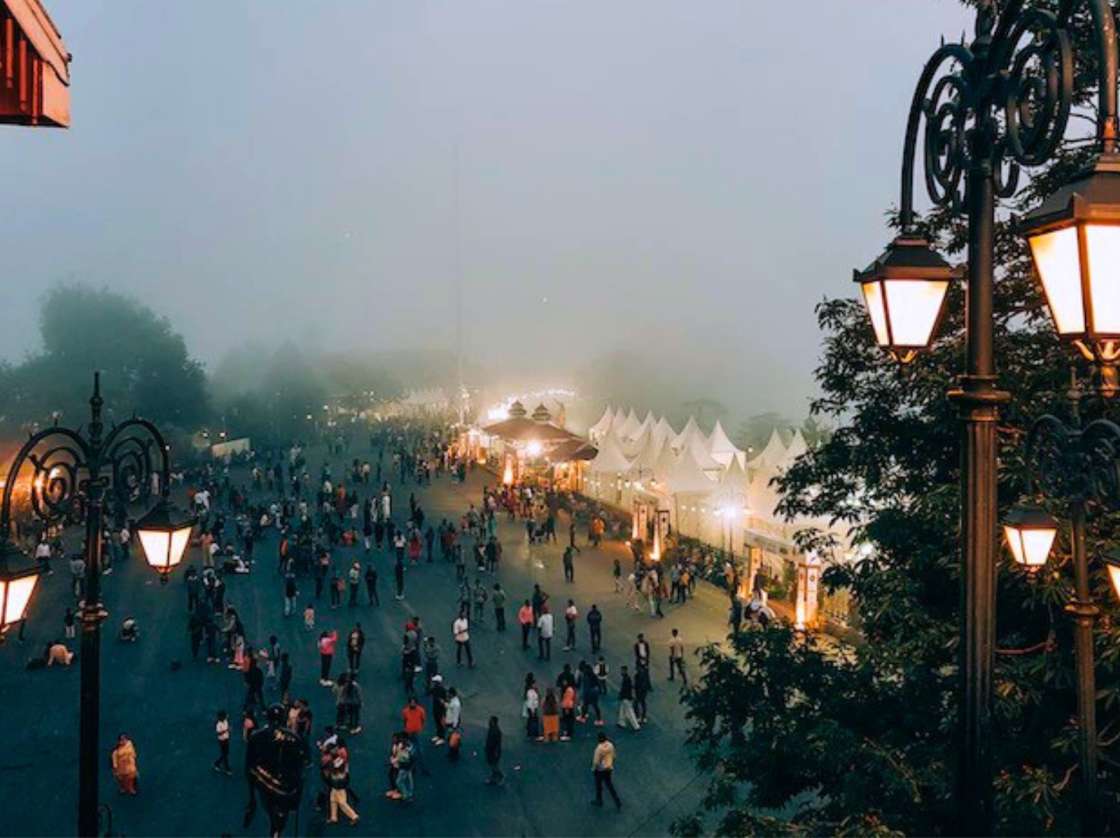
[1004,375,1120,822]
[854,0,1120,829]
[0,373,192,836]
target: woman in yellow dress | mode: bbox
[110,733,138,795]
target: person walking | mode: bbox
[492,583,507,632]
[591,732,622,810]
[587,604,603,653]
[523,675,541,739]
[364,563,379,606]
[453,611,474,668]
[616,666,641,730]
[325,748,360,825]
[401,696,427,777]
[244,655,265,710]
[562,545,577,583]
[563,599,578,651]
[484,716,504,785]
[278,652,293,703]
[537,605,554,661]
[394,557,405,601]
[346,623,365,672]
[283,572,298,617]
[518,600,534,650]
[212,710,232,775]
[634,633,650,673]
[668,628,689,685]
[111,734,139,795]
[634,664,651,724]
[347,562,361,607]
[318,629,338,686]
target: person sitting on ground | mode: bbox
[119,617,140,642]
[46,640,74,666]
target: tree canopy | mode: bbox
[0,284,209,433]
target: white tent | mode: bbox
[784,428,809,464]
[708,419,744,468]
[639,410,656,436]
[653,439,679,484]
[587,432,633,474]
[652,416,677,449]
[618,408,642,441]
[628,433,664,477]
[622,424,652,460]
[588,405,614,441]
[748,429,788,473]
[664,445,718,495]
[672,416,703,453]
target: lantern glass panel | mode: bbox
[859,280,890,346]
[1085,224,1120,333]
[1029,226,1085,334]
[1003,524,1056,568]
[883,279,949,346]
[1107,562,1120,602]
[1,573,38,628]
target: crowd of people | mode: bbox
[13,414,726,830]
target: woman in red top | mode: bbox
[318,630,338,686]
[408,533,422,565]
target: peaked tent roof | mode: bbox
[784,428,809,463]
[652,416,677,448]
[628,432,663,472]
[707,419,743,467]
[618,408,642,441]
[589,405,614,439]
[749,428,788,472]
[639,410,656,435]
[664,445,719,495]
[672,416,702,452]
[653,440,679,484]
[587,432,633,473]
[623,424,652,459]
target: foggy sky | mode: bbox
[0,1,971,418]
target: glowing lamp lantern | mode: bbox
[136,502,195,584]
[1002,502,1058,571]
[1103,548,1120,604]
[853,236,957,363]
[0,542,41,635]
[1020,155,1120,385]
[526,440,543,458]
[502,457,514,486]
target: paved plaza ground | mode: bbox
[0,447,735,836]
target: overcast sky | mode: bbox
[0,0,971,417]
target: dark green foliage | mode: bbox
[0,284,209,433]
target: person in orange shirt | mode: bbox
[400,697,427,775]
[111,733,139,795]
[517,600,534,651]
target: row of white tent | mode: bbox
[584,405,831,556]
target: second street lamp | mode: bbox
[855,0,1120,829]
[1004,380,1120,825]
[0,372,189,836]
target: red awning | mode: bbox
[0,0,69,127]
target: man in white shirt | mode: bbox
[537,607,554,661]
[453,613,474,668]
[35,538,53,575]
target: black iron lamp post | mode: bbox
[0,373,194,837]
[1003,374,1120,825]
[856,0,1120,829]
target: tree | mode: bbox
[1,284,209,433]
[675,12,1120,835]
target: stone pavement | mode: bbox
[0,449,736,836]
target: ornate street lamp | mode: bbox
[853,236,957,363]
[0,372,181,836]
[135,501,195,583]
[1001,502,1058,570]
[1004,393,1120,824]
[1021,155,1120,393]
[856,0,1120,830]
